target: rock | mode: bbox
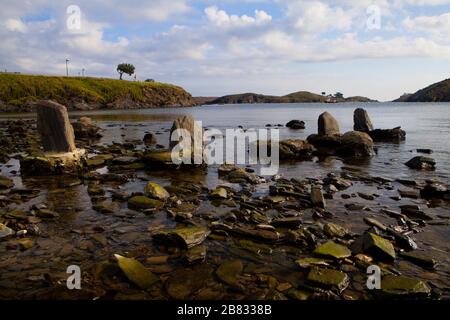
[35,209,59,218]
[358,192,375,200]
[0,175,13,189]
[152,226,210,249]
[379,275,430,298]
[323,223,349,238]
[279,139,315,160]
[216,260,243,289]
[186,245,207,264]
[314,241,352,259]
[405,156,436,170]
[420,182,449,199]
[400,252,437,270]
[336,131,374,158]
[169,115,203,163]
[286,120,305,129]
[400,205,433,220]
[36,100,76,152]
[296,257,330,269]
[368,127,406,142]
[311,185,326,208]
[144,182,170,200]
[128,196,163,210]
[398,189,420,199]
[71,117,102,139]
[143,150,174,168]
[356,232,396,262]
[306,267,349,293]
[143,133,157,145]
[353,108,373,132]
[417,148,432,154]
[114,254,158,289]
[231,225,279,242]
[0,223,14,240]
[20,148,88,176]
[112,156,140,165]
[318,112,340,136]
[165,265,213,299]
[208,187,228,199]
[271,216,303,229]
[307,134,341,149]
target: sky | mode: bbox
[1,0,450,101]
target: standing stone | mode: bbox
[37,100,76,152]
[169,116,203,163]
[353,108,373,132]
[318,112,340,136]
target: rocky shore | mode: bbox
[0,103,449,300]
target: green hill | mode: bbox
[394,78,450,102]
[0,74,195,112]
[205,91,376,105]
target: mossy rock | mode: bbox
[144,182,170,200]
[128,196,163,210]
[323,223,349,238]
[306,267,349,293]
[115,254,158,290]
[152,226,210,249]
[216,259,243,289]
[208,187,228,199]
[314,241,351,259]
[361,232,396,262]
[379,275,430,298]
[296,257,330,269]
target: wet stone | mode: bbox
[115,254,159,290]
[400,252,437,270]
[216,259,244,289]
[355,232,396,262]
[296,257,330,269]
[405,156,436,170]
[379,275,431,298]
[144,182,170,200]
[0,223,14,240]
[314,241,352,259]
[311,185,326,209]
[306,267,349,293]
[152,226,210,249]
[128,196,163,210]
[323,223,349,238]
[208,187,228,200]
[185,245,207,264]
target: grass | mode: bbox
[0,73,183,107]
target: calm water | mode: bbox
[70,102,450,183]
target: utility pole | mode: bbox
[82,68,85,77]
[65,59,70,76]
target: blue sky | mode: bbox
[1,0,450,101]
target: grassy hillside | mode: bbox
[0,74,195,112]
[206,91,376,105]
[397,78,450,102]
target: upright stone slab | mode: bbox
[37,100,76,153]
[20,100,87,176]
[169,115,203,163]
[353,108,373,132]
[318,112,340,136]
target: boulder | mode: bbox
[169,116,203,163]
[143,133,157,145]
[420,181,449,200]
[405,156,436,170]
[307,134,341,150]
[36,100,76,152]
[286,120,305,129]
[368,127,406,142]
[71,117,102,139]
[20,149,87,176]
[336,131,374,158]
[318,112,340,136]
[279,139,315,160]
[353,108,373,131]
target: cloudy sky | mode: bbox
[1,0,450,101]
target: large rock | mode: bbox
[318,112,340,136]
[379,275,431,298]
[336,131,374,158]
[286,120,305,129]
[144,182,170,200]
[152,227,210,249]
[169,116,203,163]
[314,241,351,259]
[353,232,396,262]
[368,127,406,142]
[279,139,315,160]
[36,100,76,152]
[405,156,436,170]
[306,267,349,293]
[353,108,373,131]
[71,117,102,139]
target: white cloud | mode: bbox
[4,19,28,33]
[403,13,450,33]
[205,6,272,28]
